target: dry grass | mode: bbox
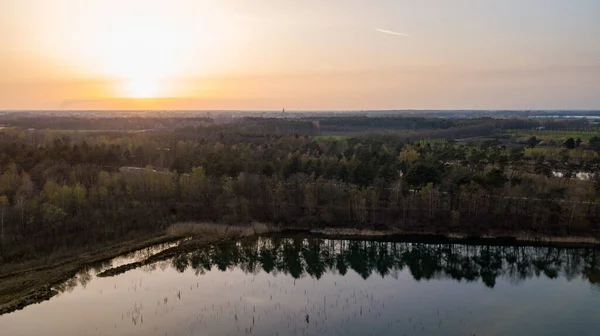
[507,234,600,245]
[310,228,402,236]
[167,222,275,238]
[309,229,600,245]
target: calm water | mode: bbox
[1,236,599,336]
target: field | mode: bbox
[314,135,350,141]
[505,129,600,141]
[523,147,598,159]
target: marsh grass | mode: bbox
[310,228,402,236]
[167,222,275,238]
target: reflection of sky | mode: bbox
[1,257,599,335]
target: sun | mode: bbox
[94,17,181,99]
[126,77,159,99]
[53,4,241,101]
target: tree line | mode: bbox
[0,117,599,265]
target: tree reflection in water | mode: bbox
[170,237,600,288]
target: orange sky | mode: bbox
[1,0,599,110]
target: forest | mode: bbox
[0,113,599,266]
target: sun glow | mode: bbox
[19,1,245,102]
[125,77,159,98]
[100,19,177,98]
[87,15,199,98]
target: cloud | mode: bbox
[375,29,410,37]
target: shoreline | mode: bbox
[0,234,184,316]
[304,228,600,247]
[1,225,599,315]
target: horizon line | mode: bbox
[2,109,600,112]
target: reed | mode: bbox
[167,222,275,238]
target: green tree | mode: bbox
[0,195,8,253]
[42,202,67,228]
[564,137,576,149]
[404,162,442,190]
[475,169,508,191]
[526,136,539,148]
[589,136,600,150]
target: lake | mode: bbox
[1,236,599,335]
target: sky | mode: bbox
[1,0,599,110]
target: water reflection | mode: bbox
[1,237,599,336]
[54,241,181,294]
[172,237,600,288]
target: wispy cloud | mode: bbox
[375,29,410,37]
